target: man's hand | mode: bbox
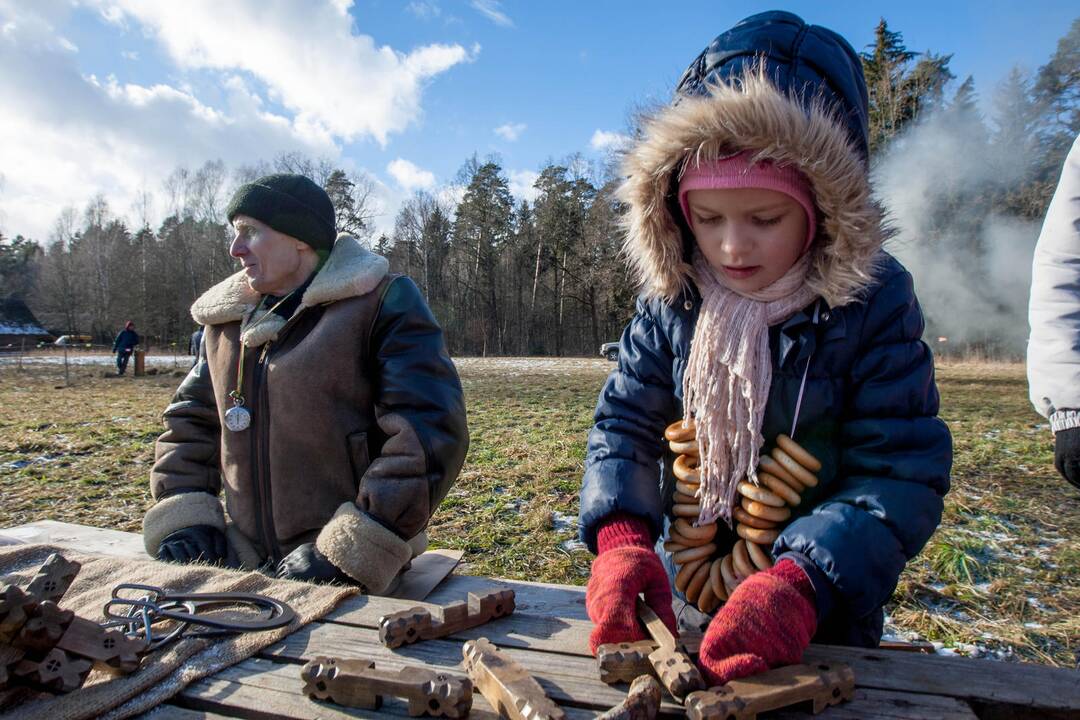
[1055,427,1080,490]
[276,543,354,585]
[697,558,816,686]
[157,525,227,565]
[585,513,677,654]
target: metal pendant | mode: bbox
[224,403,251,432]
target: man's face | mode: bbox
[229,215,308,295]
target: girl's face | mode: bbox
[685,187,809,293]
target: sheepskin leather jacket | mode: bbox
[143,235,468,593]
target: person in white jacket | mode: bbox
[1028,133,1080,490]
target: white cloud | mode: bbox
[0,2,473,242]
[387,159,436,191]
[508,169,539,204]
[590,129,631,153]
[470,0,512,27]
[120,49,138,60]
[86,0,476,145]
[407,1,441,20]
[494,122,526,142]
[0,5,334,241]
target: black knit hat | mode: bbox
[226,173,336,252]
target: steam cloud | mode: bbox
[872,112,1042,358]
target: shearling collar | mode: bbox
[190,234,389,347]
[619,68,888,308]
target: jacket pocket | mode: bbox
[347,431,371,490]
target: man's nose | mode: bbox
[229,234,245,258]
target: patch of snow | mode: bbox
[551,511,578,533]
[559,538,587,553]
[0,353,194,367]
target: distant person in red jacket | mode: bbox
[112,321,139,375]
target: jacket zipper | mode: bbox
[251,341,282,563]
[249,307,313,564]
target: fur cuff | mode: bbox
[142,492,226,557]
[226,523,266,570]
[408,530,429,558]
[315,503,411,594]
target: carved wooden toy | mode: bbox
[379,589,515,648]
[301,655,473,718]
[12,648,93,693]
[596,640,655,684]
[663,422,823,613]
[597,675,662,720]
[0,552,145,694]
[24,554,81,604]
[684,662,853,719]
[636,599,704,700]
[462,637,565,720]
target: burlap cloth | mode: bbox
[0,544,357,719]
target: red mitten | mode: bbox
[585,513,677,654]
[697,558,816,686]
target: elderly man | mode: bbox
[142,173,468,592]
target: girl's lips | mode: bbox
[722,265,760,279]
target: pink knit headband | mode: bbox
[678,152,817,249]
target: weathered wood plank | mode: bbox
[260,619,660,713]
[0,521,145,558]
[135,704,241,720]
[804,645,1080,712]
[769,687,978,719]
[177,657,599,720]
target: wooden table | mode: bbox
[2,521,1078,720]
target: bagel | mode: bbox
[685,558,713,603]
[674,518,716,541]
[672,503,700,518]
[675,557,706,592]
[669,440,699,455]
[733,505,779,529]
[737,481,786,508]
[736,524,780,544]
[663,540,687,553]
[675,480,700,497]
[668,528,713,548]
[758,472,801,506]
[731,540,756,580]
[775,434,822,472]
[746,539,774,570]
[673,490,697,504]
[673,454,700,483]
[664,418,696,443]
[771,447,819,488]
[741,497,791,523]
[758,454,804,490]
[673,542,716,565]
[720,553,741,596]
[709,557,728,602]
[696,575,720,613]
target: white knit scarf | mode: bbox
[684,251,817,525]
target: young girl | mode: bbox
[579,11,951,686]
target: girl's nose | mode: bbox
[721,223,753,258]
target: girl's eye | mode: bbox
[696,214,723,226]
[753,215,782,227]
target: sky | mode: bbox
[0,0,1076,244]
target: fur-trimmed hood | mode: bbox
[190,233,389,347]
[619,70,886,308]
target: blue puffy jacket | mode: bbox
[578,10,952,647]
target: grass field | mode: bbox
[0,356,1076,668]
